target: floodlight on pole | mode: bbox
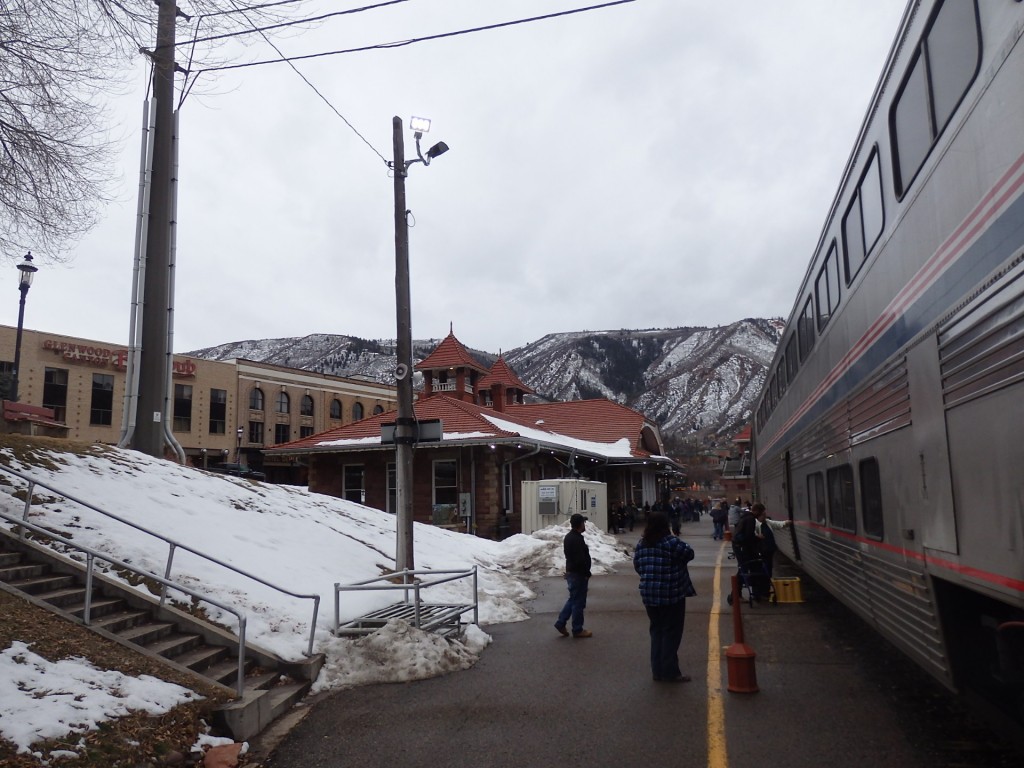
[390,115,449,572]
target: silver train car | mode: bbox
[753,0,1024,720]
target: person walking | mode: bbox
[633,511,697,682]
[711,500,728,540]
[555,513,593,638]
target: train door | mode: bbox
[906,337,958,554]
[784,450,801,562]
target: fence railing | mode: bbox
[0,464,321,658]
[0,508,250,696]
[333,567,478,633]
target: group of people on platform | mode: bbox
[608,496,709,535]
[557,495,790,685]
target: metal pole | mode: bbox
[11,284,29,402]
[134,0,177,457]
[393,116,416,571]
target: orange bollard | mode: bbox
[726,574,758,693]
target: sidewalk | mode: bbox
[256,522,1022,768]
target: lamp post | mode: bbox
[236,425,244,463]
[391,116,449,572]
[11,252,38,403]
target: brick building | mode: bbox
[266,332,684,538]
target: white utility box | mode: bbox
[520,479,607,534]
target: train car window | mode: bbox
[798,297,815,361]
[843,149,885,284]
[928,0,981,134]
[827,465,857,532]
[815,241,841,331]
[785,333,798,382]
[890,0,981,198]
[860,458,884,539]
[777,352,788,394]
[807,472,826,523]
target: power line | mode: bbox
[182,0,410,46]
[197,0,637,73]
[182,0,390,163]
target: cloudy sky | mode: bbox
[8,1,908,355]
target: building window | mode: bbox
[274,423,290,444]
[860,458,884,539]
[827,465,857,532]
[249,387,264,411]
[90,374,114,426]
[387,463,397,514]
[43,367,68,422]
[352,402,364,421]
[300,425,314,438]
[173,383,193,432]
[434,459,458,507]
[807,472,826,523]
[330,398,342,420]
[300,395,314,417]
[343,465,365,504]
[209,388,227,434]
[890,0,980,197]
[373,404,384,415]
[276,391,290,414]
[248,420,264,445]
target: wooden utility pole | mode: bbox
[134,0,178,457]
[392,116,416,571]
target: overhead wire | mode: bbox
[195,0,637,73]
[183,0,410,46]
[176,0,636,166]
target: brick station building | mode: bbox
[266,331,684,539]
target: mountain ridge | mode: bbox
[187,319,783,447]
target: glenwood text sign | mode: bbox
[42,340,197,377]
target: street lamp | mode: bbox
[390,115,449,571]
[11,252,38,403]
[236,424,244,463]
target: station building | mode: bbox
[0,324,397,483]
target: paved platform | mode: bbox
[256,523,1023,767]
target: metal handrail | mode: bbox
[0,464,320,657]
[333,566,479,633]
[0,509,249,696]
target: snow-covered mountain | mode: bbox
[187,319,783,445]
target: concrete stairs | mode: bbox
[0,529,323,741]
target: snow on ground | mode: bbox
[0,442,629,755]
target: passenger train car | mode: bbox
[753,0,1024,721]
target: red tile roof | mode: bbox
[415,332,489,374]
[267,395,658,459]
[476,355,533,394]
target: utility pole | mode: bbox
[134,0,177,457]
[392,116,416,572]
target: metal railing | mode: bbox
[0,464,320,658]
[0,508,249,696]
[333,566,478,633]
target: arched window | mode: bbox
[300,395,314,417]
[249,387,264,411]
[373,404,384,415]
[276,391,290,414]
[352,402,364,421]
[330,399,342,419]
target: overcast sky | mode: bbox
[7,1,908,355]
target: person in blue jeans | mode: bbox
[633,511,697,682]
[555,513,593,638]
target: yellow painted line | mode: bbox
[706,542,728,768]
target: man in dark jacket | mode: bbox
[555,513,593,638]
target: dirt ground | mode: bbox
[0,589,234,767]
